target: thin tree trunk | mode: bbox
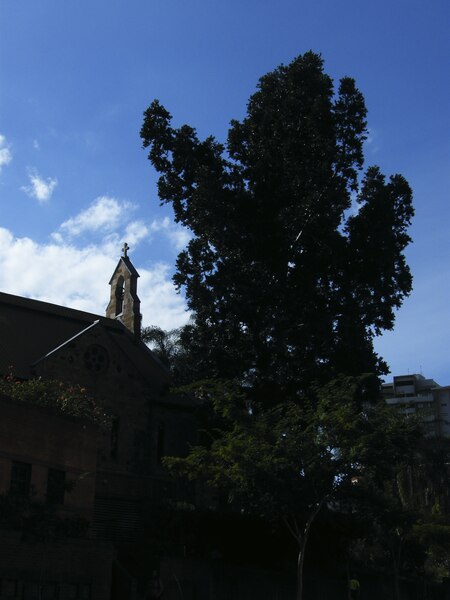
[391,536,403,600]
[346,559,352,600]
[291,496,329,600]
[393,562,400,600]
[296,530,309,600]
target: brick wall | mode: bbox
[0,396,98,519]
[0,530,114,600]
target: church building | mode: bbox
[0,246,198,599]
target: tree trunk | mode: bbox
[293,497,329,600]
[346,559,352,600]
[296,533,308,600]
[393,562,401,600]
[391,536,403,600]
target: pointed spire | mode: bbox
[106,244,142,339]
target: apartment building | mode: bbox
[382,373,450,437]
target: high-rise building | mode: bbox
[382,373,450,437]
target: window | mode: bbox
[83,344,109,372]
[110,416,120,459]
[47,468,66,505]
[115,276,125,315]
[10,461,31,497]
[132,429,146,469]
[156,422,165,464]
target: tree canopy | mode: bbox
[141,51,414,396]
[165,375,424,600]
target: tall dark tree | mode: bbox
[140,51,413,396]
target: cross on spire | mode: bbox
[122,242,129,258]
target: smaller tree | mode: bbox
[342,417,450,597]
[142,325,195,385]
[142,326,182,369]
[166,375,422,600]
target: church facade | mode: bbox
[0,248,198,599]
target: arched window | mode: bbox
[156,422,165,465]
[110,415,120,459]
[115,276,125,315]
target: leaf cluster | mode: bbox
[0,368,109,427]
[165,376,422,527]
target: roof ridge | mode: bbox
[0,291,102,322]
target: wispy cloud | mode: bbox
[365,128,380,154]
[59,196,134,238]
[150,216,191,251]
[124,220,149,246]
[0,135,12,172]
[21,168,57,203]
[54,200,188,255]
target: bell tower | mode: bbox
[106,243,142,339]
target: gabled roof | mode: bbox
[33,320,101,366]
[0,291,168,384]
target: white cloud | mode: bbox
[124,220,149,246]
[365,128,380,154]
[150,216,170,232]
[0,226,188,330]
[0,135,12,171]
[33,140,40,150]
[21,168,57,203]
[150,216,191,251]
[54,200,187,259]
[138,263,189,330]
[59,196,134,238]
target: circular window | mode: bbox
[84,344,109,372]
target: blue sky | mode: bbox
[0,0,449,382]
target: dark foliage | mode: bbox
[0,368,109,426]
[141,52,414,396]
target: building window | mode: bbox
[10,461,32,498]
[156,422,165,464]
[132,429,146,468]
[110,415,120,459]
[115,276,125,315]
[84,344,109,372]
[47,468,66,505]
